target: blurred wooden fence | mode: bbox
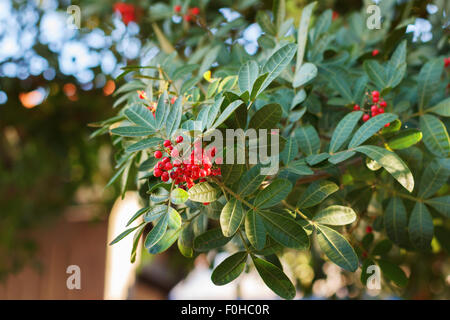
[0,210,108,299]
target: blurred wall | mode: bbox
[0,209,108,299]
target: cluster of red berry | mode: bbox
[174,5,200,22]
[153,137,222,191]
[113,2,136,25]
[444,57,450,68]
[353,90,389,127]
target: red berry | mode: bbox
[171,97,177,104]
[165,162,173,170]
[158,162,164,169]
[377,107,384,114]
[444,57,450,68]
[362,114,370,122]
[170,171,177,179]
[366,226,373,234]
[372,49,379,56]
[379,101,387,108]
[372,96,379,103]
[162,156,170,163]
[371,91,379,98]
[353,104,361,111]
[209,146,216,157]
[176,136,183,143]
[154,168,162,177]
[384,123,390,127]
[174,5,181,13]
[161,172,169,182]
[173,160,181,167]
[163,140,171,147]
[203,202,210,205]
[154,150,162,159]
[184,14,192,22]
[191,7,200,15]
[371,105,378,113]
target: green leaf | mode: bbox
[256,11,276,36]
[155,93,168,129]
[386,129,422,150]
[144,205,167,222]
[384,197,409,246]
[427,97,450,117]
[188,182,218,203]
[254,179,292,209]
[329,111,363,153]
[221,163,245,185]
[316,224,358,272]
[285,160,314,175]
[355,145,414,192]
[425,196,450,218]
[252,256,296,300]
[171,188,189,205]
[306,153,329,165]
[313,205,356,226]
[408,202,434,251]
[168,208,182,229]
[260,43,297,93]
[109,224,142,245]
[237,165,266,197]
[293,63,317,88]
[130,224,146,263]
[377,259,408,287]
[250,73,269,101]
[418,58,444,111]
[248,103,282,130]
[312,9,332,43]
[360,258,376,286]
[372,239,392,256]
[193,228,231,251]
[291,90,307,109]
[257,210,309,249]
[296,1,317,72]
[245,210,266,250]
[212,100,243,129]
[126,207,150,227]
[294,125,320,155]
[420,115,450,158]
[126,137,163,152]
[110,126,155,137]
[280,136,298,164]
[328,75,354,103]
[363,60,388,89]
[124,104,157,129]
[349,113,398,148]
[328,150,356,164]
[144,213,169,249]
[220,199,245,237]
[211,252,248,285]
[418,158,450,199]
[296,180,339,209]
[238,60,259,94]
[165,97,182,137]
[149,228,181,254]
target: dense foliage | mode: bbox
[98,0,450,299]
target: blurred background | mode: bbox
[0,0,448,300]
